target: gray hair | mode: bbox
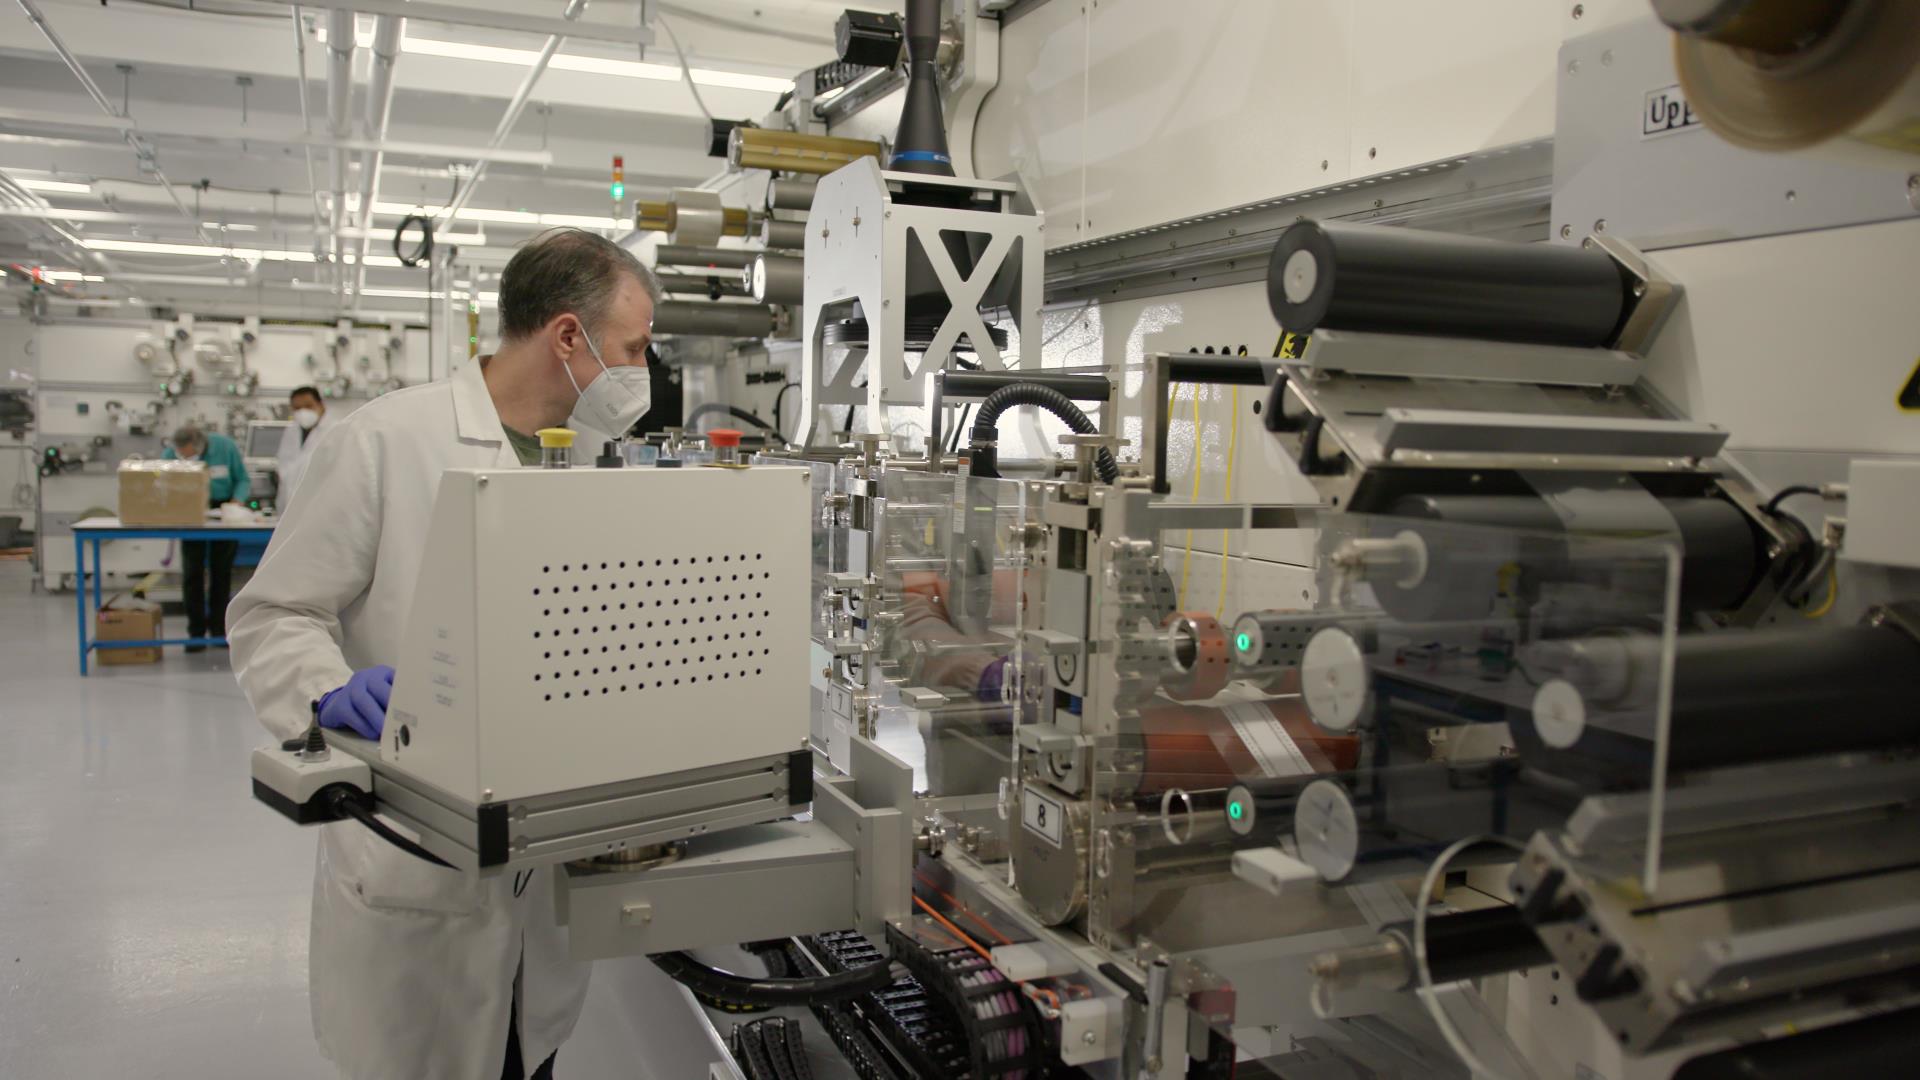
[496,227,662,341]
[170,424,205,451]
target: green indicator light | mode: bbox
[610,182,625,201]
[1234,632,1252,653]
[1227,800,1244,821]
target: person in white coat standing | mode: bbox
[274,384,329,505]
[228,229,661,1080]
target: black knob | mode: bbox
[595,441,624,469]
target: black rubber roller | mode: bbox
[1266,219,1634,348]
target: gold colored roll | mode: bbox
[633,202,754,237]
[1671,0,1920,162]
[728,127,884,176]
[636,201,671,232]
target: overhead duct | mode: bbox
[350,10,406,306]
[324,7,357,280]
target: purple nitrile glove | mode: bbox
[977,656,1008,703]
[317,665,395,741]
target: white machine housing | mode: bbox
[798,157,1044,446]
[383,464,813,803]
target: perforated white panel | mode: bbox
[526,550,781,703]
[386,465,813,803]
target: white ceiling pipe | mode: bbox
[438,0,588,229]
[13,0,211,245]
[324,6,356,282]
[349,9,404,309]
[0,171,110,271]
[290,6,327,243]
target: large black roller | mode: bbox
[1532,624,1920,773]
[1266,219,1633,347]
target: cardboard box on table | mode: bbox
[118,459,208,526]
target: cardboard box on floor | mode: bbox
[96,598,163,665]
[118,459,208,526]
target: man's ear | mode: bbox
[549,313,583,358]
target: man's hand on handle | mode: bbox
[317,665,395,740]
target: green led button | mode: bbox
[1227,800,1245,821]
[1234,631,1252,654]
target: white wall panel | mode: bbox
[1642,219,1920,456]
[977,0,1607,246]
[974,0,1092,234]
[1344,1,1566,175]
[1081,0,1353,241]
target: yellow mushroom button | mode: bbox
[536,427,576,449]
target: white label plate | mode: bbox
[1641,84,1700,140]
[1021,787,1064,848]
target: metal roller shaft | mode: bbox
[761,218,808,250]
[651,301,774,338]
[729,127,884,176]
[1530,622,1920,772]
[1266,219,1632,348]
[655,245,754,271]
[766,176,817,212]
[746,253,805,305]
[657,272,749,298]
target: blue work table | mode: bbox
[71,515,278,675]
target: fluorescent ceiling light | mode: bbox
[81,238,402,267]
[15,177,92,194]
[0,206,259,232]
[37,271,106,282]
[318,28,790,93]
[536,212,626,229]
[367,199,620,231]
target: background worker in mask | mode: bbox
[274,384,329,504]
[227,228,658,1080]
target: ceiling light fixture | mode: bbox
[316,27,791,94]
[14,177,92,194]
[81,238,403,267]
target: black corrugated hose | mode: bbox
[651,950,902,1007]
[684,401,779,433]
[966,381,1117,482]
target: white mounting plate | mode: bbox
[798,157,1044,447]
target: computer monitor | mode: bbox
[247,421,288,459]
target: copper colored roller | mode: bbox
[729,127,885,176]
[1134,696,1359,797]
[634,202,753,237]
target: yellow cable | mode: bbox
[1803,562,1839,618]
[1217,385,1239,618]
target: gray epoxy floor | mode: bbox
[0,561,724,1079]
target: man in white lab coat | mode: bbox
[228,229,660,1080]
[274,384,328,504]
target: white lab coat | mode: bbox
[274,410,329,504]
[229,361,590,1080]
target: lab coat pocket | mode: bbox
[337,824,486,915]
